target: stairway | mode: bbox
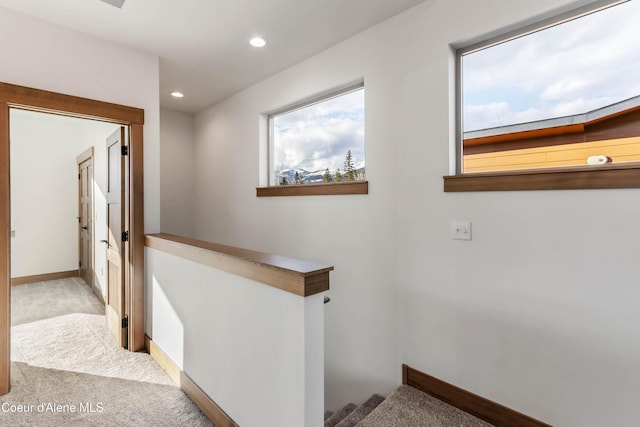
[327,385,493,427]
[324,394,385,427]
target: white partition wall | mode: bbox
[146,247,325,427]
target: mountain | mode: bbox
[275,167,365,184]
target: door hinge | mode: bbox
[121,146,129,156]
[79,261,82,267]
[122,317,128,328]
[78,173,81,180]
[122,231,129,242]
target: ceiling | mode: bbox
[0,0,425,113]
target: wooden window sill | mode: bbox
[145,233,333,297]
[443,164,640,192]
[256,181,368,197]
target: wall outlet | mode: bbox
[451,221,472,240]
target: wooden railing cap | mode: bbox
[145,233,333,297]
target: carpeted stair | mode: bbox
[325,394,385,427]
[356,385,493,427]
[328,385,493,427]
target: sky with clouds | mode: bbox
[463,0,640,132]
[272,88,364,174]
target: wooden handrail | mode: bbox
[145,233,333,297]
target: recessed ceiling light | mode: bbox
[250,37,267,48]
[171,91,184,98]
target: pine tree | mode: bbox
[334,168,343,182]
[344,150,357,181]
[280,176,289,185]
[294,171,304,184]
[323,168,332,183]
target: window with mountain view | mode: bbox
[460,0,640,174]
[270,84,365,186]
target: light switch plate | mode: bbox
[451,221,471,240]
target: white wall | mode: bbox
[10,110,118,294]
[146,247,325,427]
[160,109,196,237]
[0,6,160,234]
[192,0,640,425]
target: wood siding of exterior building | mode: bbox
[463,107,640,173]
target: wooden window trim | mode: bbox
[145,233,333,297]
[257,181,368,197]
[443,163,640,192]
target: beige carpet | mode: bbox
[356,385,493,427]
[11,277,105,326]
[1,278,213,426]
[12,313,176,385]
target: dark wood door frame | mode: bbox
[0,82,145,395]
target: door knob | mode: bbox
[82,226,88,230]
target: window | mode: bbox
[446,0,640,191]
[257,83,367,197]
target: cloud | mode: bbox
[273,89,365,172]
[463,0,640,131]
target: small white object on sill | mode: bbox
[587,155,610,165]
